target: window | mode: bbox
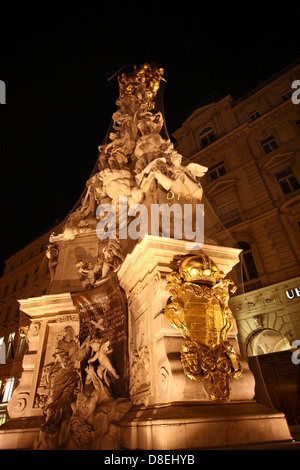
[0,411,7,426]
[6,332,15,359]
[2,378,15,403]
[296,119,300,128]
[199,127,216,149]
[12,280,18,292]
[0,380,3,402]
[261,135,279,154]
[5,306,11,322]
[17,331,27,356]
[0,337,5,364]
[23,273,29,287]
[208,161,227,181]
[216,194,239,222]
[249,109,260,121]
[281,89,292,101]
[275,167,300,195]
[238,241,259,281]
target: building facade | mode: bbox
[0,223,63,424]
[173,60,300,359]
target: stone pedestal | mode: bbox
[117,235,292,449]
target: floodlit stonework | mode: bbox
[0,62,296,449]
[173,59,300,359]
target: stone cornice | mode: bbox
[18,292,77,318]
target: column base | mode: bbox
[120,401,293,450]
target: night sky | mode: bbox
[0,4,299,274]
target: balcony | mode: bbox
[219,208,242,228]
[234,278,263,295]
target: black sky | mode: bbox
[0,4,299,274]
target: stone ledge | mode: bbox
[120,401,293,449]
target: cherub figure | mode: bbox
[88,339,119,387]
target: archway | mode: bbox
[247,328,291,357]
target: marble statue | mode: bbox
[35,320,131,450]
[51,62,207,247]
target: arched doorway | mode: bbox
[247,329,300,425]
[247,328,291,357]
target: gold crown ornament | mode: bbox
[118,62,166,110]
[178,252,220,286]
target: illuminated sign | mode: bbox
[285,287,300,300]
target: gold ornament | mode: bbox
[165,251,242,403]
[118,63,166,110]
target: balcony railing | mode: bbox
[234,278,263,295]
[219,209,241,228]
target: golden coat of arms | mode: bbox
[165,252,242,403]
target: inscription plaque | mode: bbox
[71,274,129,397]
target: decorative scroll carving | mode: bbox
[165,252,242,403]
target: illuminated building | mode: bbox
[173,59,300,424]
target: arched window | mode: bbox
[238,241,258,281]
[199,127,216,149]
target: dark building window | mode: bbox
[249,109,260,121]
[5,306,11,322]
[238,241,259,281]
[281,89,292,101]
[275,167,300,195]
[23,273,29,287]
[261,135,279,154]
[216,194,239,222]
[208,161,227,181]
[296,119,300,128]
[199,127,216,149]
